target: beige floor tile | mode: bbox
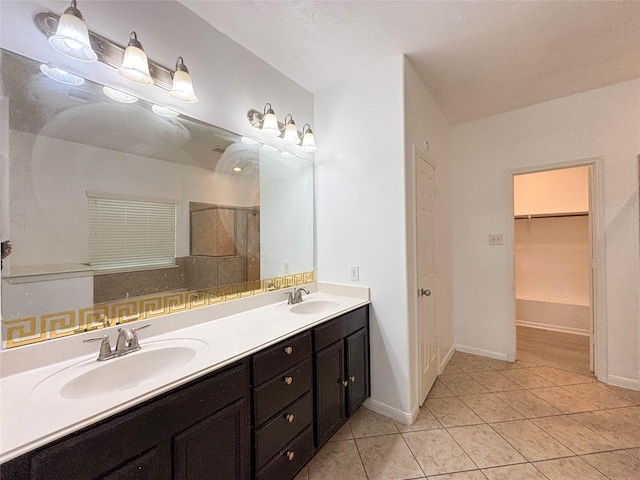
[595,383,640,405]
[561,383,634,409]
[490,419,573,461]
[468,371,523,393]
[515,352,549,368]
[307,440,367,480]
[531,415,619,455]
[582,450,640,479]
[476,358,521,371]
[438,373,490,396]
[570,408,640,448]
[355,434,424,480]
[403,429,477,476]
[428,471,487,480]
[494,390,562,418]
[447,424,526,469]
[528,366,595,386]
[625,447,640,459]
[328,422,353,442]
[481,463,546,480]
[294,466,309,480]
[533,456,608,480]
[528,386,600,413]
[349,407,400,438]
[449,352,480,364]
[396,405,442,432]
[426,397,484,427]
[443,363,465,375]
[428,380,456,399]
[500,369,555,389]
[453,358,495,374]
[458,393,524,423]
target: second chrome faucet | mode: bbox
[84,324,150,361]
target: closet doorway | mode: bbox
[512,165,594,375]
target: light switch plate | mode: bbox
[489,234,503,245]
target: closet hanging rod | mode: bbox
[514,212,588,219]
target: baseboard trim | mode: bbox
[516,320,590,337]
[606,374,640,391]
[455,344,508,361]
[440,343,455,374]
[363,398,413,425]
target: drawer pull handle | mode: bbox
[286,414,295,423]
[286,451,295,461]
[342,380,349,387]
[284,376,293,385]
[350,375,356,383]
[284,346,293,355]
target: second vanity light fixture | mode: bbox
[248,103,317,153]
[37,1,198,103]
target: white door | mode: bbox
[416,152,438,405]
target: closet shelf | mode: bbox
[514,211,588,219]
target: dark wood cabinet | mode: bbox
[314,305,370,448]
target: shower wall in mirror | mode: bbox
[0,49,314,348]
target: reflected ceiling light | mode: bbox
[233,166,243,172]
[169,56,198,103]
[240,136,259,145]
[300,124,317,152]
[282,114,301,145]
[261,144,278,152]
[39,63,84,85]
[280,151,296,159]
[118,31,154,85]
[48,0,97,62]
[103,86,138,103]
[152,104,179,117]
[261,103,280,136]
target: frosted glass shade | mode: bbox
[103,86,138,103]
[40,64,84,85]
[48,12,97,62]
[261,111,280,136]
[169,70,198,103]
[300,130,317,152]
[152,105,179,117]
[282,121,301,145]
[118,45,153,85]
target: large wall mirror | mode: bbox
[0,49,314,348]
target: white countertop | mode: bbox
[0,282,369,463]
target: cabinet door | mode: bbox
[346,328,370,416]
[315,341,345,447]
[173,398,250,480]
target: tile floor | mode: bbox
[294,351,640,480]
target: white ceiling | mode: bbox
[181,1,640,125]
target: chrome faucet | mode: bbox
[286,287,309,305]
[84,324,150,361]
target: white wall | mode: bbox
[514,166,589,215]
[315,55,413,418]
[452,79,640,385]
[403,58,454,406]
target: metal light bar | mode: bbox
[247,108,303,138]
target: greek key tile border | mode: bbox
[2,271,315,349]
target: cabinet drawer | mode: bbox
[255,392,313,469]
[314,306,368,351]
[254,359,311,427]
[253,331,311,385]
[256,426,314,480]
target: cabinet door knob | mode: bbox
[286,414,295,423]
[350,375,356,383]
[286,451,295,461]
[284,346,293,355]
[284,376,293,385]
[342,380,349,387]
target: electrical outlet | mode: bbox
[284,261,290,274]
[349,265,359,281]
[489,234,503,245]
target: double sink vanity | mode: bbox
[0,283,371,479]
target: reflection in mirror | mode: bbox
[0,49,314,348]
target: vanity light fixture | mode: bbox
[300,124,317,152]
[169,57,198,103]
[40,63,85,85]
[103,86,138,103]
[47,0,97,62]
[152,104,179,117]
[282,114,301,145]
[118,32,154,85]
[261,103,281,137]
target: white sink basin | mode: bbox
[32,338,207,400]
[289,300,339,315]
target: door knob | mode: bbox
[284,376,293,385]
[419,288,431,297]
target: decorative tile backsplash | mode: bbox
[2,271,315,349]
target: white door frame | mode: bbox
[413,146,440,405]
[505,156,608,381]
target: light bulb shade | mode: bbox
[118,32,153,85]
[40,63,84,85]
[300,130,317,152]
[48,2,97,62]
[261,111,280,136]
[152,104,179,117]
[169,69,198,103]
[282,120,301,145]
[103,86,138,103]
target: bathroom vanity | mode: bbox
[0,288,370,480]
